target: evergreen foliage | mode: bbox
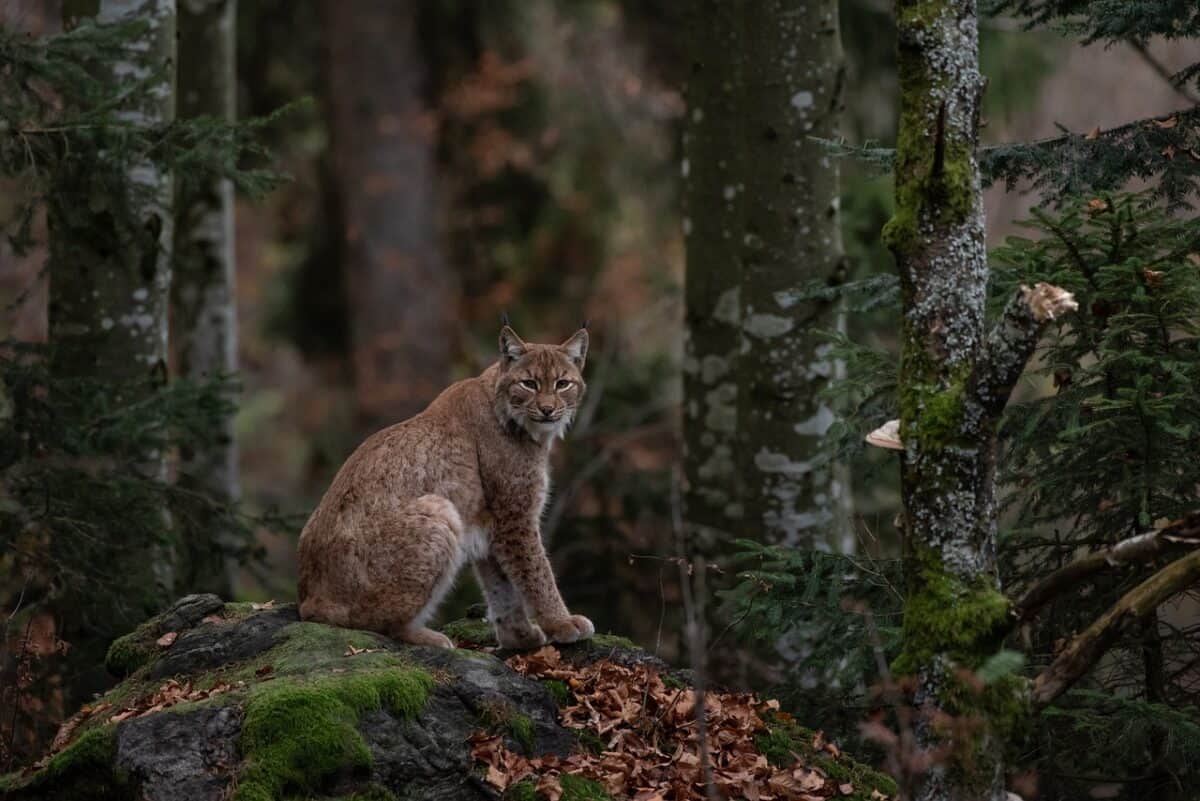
[731,0,1200,790]
[0,17,287,768]
[992,192,1200,798]
[732,189,1200,796]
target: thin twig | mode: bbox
[671,467,722,801]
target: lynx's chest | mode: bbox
[480,455,550,516]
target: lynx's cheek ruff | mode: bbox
[297,324,594,650]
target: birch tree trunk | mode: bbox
[682,0,745,548]
[321,0,456,434]
[172,0,238,597]
[883,2,1075,798]
[738,0,847,549]
[54,0,178,601]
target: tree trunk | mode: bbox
[882,1,1056,798]
[320,0,456,434]
[54,0,177,600]
[683,0,848,552]
[172,0,238,597]
[682,0,746,549]
[738,0,847,549]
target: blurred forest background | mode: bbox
[0,1,1198,799]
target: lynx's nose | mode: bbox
[538,405,555,418]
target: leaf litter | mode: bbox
[469,646,889,801]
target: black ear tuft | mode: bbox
[581,318,590,330]
[501,310,511,327]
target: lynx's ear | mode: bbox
[499,325,527,365]
[560,328,589,369]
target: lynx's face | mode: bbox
[496,326,588,443]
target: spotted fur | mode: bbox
[298,326,594,649]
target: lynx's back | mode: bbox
[296,325,592,649]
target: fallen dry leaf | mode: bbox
[155,631,178,648]
[344,644,381,657]
[251,600,276,610]
[469,647,880,801]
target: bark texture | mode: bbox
[173,0,239,597]
[54,0,178,598]
[883,1,1038,799]
[683,0,848,551]
[682,0,746,547]
[738,0,847,549]
[321,0,456,434]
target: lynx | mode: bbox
[297,324,595,650]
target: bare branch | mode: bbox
[1015,512,1200,623]
[1032,547,1200,712]
[975,283,1077,412]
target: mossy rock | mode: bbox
[4,598,572,801]
[7,599,896,801]
[756,715,899,801]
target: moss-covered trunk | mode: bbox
[883,1,1024,798]
[172,0,238,597]
[320,0,456,434]
[682,0,746,547]
[53,0,178,597]
[738,0,847,549]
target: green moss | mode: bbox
[479,699,537,754]
[233,667,434,801]
[501,774,612,801]
[574,728,606,755]
[504,779,539,801]
[541,679,572,706]
[661,674,686,690]
[104,627,158,678]
[917,376,967,447]
[755,718,898,801]
[327,785,398,801]
[5,726,135,800]
[882,0,979,262]
[560,773,613,801]
[221,601,261,619]
[206,622,399,690]
[891,550,1012,677]
[441,618,496,647]
[588,633,635,650]
[508,714,536,754]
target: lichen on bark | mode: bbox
[682,0,747,544]
[883,1,1035,799]
[172,0,240,597]
[737,0,849,550]
[684,0,850,553]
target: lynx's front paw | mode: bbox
[495,621,548,650]
[541,614,595,644]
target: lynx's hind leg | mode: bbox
[474,555,546,649]
[370,494,463,649]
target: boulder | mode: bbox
[0,595,898,801]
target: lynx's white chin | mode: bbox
[523,413,573,444]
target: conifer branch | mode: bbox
[1032,546,1200,711]
[827,106,1200,207]
[1015,512,1200,624]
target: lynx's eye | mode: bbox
[555,379,572,390]
[519,379,538,391]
